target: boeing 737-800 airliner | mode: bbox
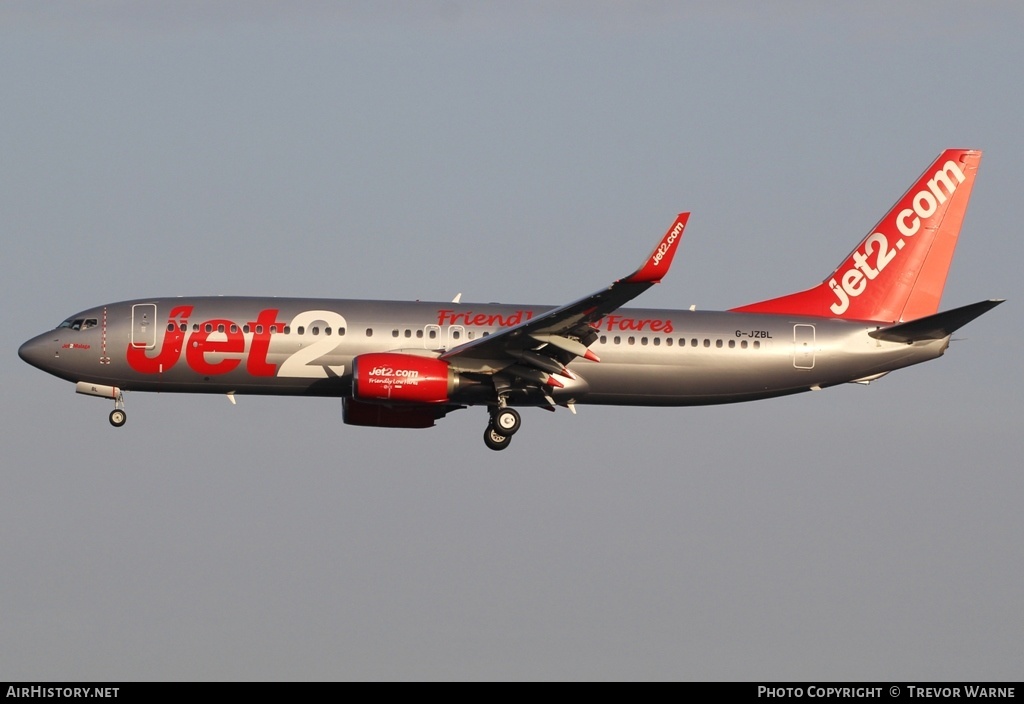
[19,149,1002,450]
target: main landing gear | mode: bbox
[483,406,520,451]
[484,425,511,451]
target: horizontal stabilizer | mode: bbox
[868,299,1004,343]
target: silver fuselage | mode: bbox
[19,296,948,407]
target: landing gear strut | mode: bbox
[109,392,126,428]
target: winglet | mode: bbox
[622,212,689,284]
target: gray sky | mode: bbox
[2,1,1021,681]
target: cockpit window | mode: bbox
[57,318,97,331]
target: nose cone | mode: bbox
[18,333,55,371]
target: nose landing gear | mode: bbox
[108,391,126,427]
[75,382,127,428]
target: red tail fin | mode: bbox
[730,149,982,322]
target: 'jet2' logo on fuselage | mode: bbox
[126,307,349,379]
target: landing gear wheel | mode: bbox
[484,426,512,451]
[492,407,521,436]
[109,409,127,428]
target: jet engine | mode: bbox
[351,352,457,404]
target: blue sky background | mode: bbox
[2,1,1021,680]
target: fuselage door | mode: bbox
[131,304,157,350]
[793,323,815,369]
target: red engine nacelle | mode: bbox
[351,352,455,404]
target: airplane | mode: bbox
[19,148,1002,451]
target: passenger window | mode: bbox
[297,326,305,335]
[311,326,319,335]
[716,340,723,348]
[366,328,373,337]
[392,329,400,338]
[728,340,735,348]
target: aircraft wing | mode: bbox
[440,213,688,383]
